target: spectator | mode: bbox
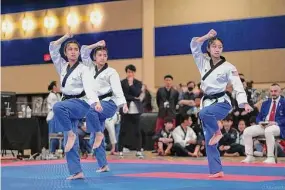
[178,81,196,117]
[172,115,197,157]
[140,84,153,113]
[152,117,174,156]
[242,83,285,164]
[119,64,144,158]
[219,115,239,157]
[155,75,179,132]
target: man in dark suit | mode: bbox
[242,83,285,164]
[119,64,144,158]
[155,75,179,133]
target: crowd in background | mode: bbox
[47,65,285,161]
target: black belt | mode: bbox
[62,91,86,100]
[99,91,113,100]
[203,92,225,101]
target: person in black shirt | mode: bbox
[153,117,174,156]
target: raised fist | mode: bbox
[207,29,217,38]
[96,40,106,47]
[65,32,73,38]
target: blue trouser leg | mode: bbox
[50,139,58,153]
[90,134,107,168]
[48,119,58,153]
[86,100,117,168]
[89,133,95,156]
[53,99,90,132]
[199,101,231,174]
[64,120,82,175]
[53,99,90,175]
[94,137,107,168]
[86,100,117,133]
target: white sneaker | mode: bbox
[253,151,263,157]
[136,151,144,159]
[241,156,255,163]
[123,148,130,153]
[263,157,276,164]
[119,152,124,159]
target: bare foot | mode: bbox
[66,172,84,180]
[110,151,117,155]
[164,150,171,156]
[96,165,110,173]
[209,132,223,145]
[233,152,240,157]
[110,146,116,155]
[65,132,76,152]
[192,152,199,157]
[188,152,194,157]
[158,149,164,156]
[209,171,224,178]
[93,132,104,149]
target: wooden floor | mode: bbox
[106,151,285,163]
[1,151,285,164]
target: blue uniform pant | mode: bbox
[87,100,117,168]
[53,99,91,175]
[199,101,231,174]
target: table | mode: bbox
[1,113,158,154]
[1,117,48,155]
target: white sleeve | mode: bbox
[172,128,187,147]
[81,66,99,105]
[109,69,127,107]
[48,93,59,110]
[190,37,207,73]
[80,45,94,67]
[227,65,248,108]
[49,42,67,74]
[47,94,53,110]
[190,128,197,140]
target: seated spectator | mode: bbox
[249,116,266,157]
[229,119,246,156]
[191,115,206,157]
[242,83,285,164]
[191,124,206,157]
[248,115,264,157]
[219,115,239,157]
[172,115,197,157]
[152,117,174,156]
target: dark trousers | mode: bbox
[77,128,91,154]
[118,114,142,151]
[154,117,176,150]
[225,144,245,156]
[172,143,196,156]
